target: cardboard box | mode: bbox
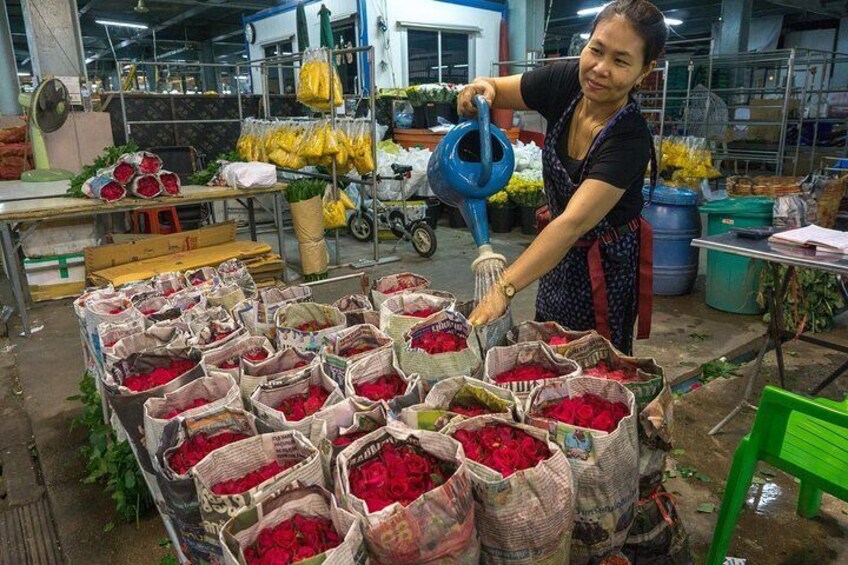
[24,253,86,301]
[22,218,99,258]
[88,240,275,286]
[85,221,237,274]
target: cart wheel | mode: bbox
[388,210,407,238]
[410,221,437,258]
[348,213,374,242]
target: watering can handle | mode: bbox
[474,95,492,187]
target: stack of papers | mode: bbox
[768,225,848,254]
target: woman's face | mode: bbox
[579,15,651,106]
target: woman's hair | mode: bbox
[591,0,669,65]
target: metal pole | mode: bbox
[683,58,694,135]
[236,64,244,122]
[0,223,30,337]
[369,46,379,263]
[327,48,340,267]
[809,57,829,173]
[274,192,288,283]
[657,60,668,172]
[776,48,795,176]
[792,50,812,176]
[108,32,131,143]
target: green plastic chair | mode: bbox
[707,386,848,565]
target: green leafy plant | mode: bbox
[405,84,460,107]
[759,266,845,334]
[68,372,153,524]
[284,178,326,204]
[67,142,139,198]
[188,150,241,186]
[700,358,740,383]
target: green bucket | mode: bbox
[699,197,773,314]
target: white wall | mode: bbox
[247,0,503,93]
[248,0,358,91]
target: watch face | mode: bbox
[245,24,255,44]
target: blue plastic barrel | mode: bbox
[641,185,701,296]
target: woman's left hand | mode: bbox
[468,287,509,326]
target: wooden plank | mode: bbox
[0,183,287,222]
[30,281,86,302]
[84,221,238,274]
[89,240,273,286]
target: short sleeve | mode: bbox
[520,61,580,123]
[584,122,651,190]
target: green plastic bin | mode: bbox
[700,197,773,314]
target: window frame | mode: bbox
[400,24,477,86]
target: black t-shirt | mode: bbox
[520,60,651,227]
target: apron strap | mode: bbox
[637,218,653,340]
[586,240,612,341]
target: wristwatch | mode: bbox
[498,279,516,300]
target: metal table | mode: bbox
[0,182,290,337]
[692,231,848,435]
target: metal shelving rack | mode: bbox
[255,45,401,280]
[646,48,848,176]
[489,55,669,170]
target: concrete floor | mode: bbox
[1,220,847,563]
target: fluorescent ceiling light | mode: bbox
[96,19,148,29]
[580,33,590,40]
[17,71,30,77]
[577,5,606,16]
[665,18,683,26]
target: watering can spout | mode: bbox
[474,95,493,188]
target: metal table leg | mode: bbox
[247,198,258,242]
[274,192,288,283]
[0,223,30,337]
[709,262,790,435]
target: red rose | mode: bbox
[575,403,595,427]
[353,373,405,401]
[275,385,330,421]
[272,525,298,550]
[548,335,571,346]
[404,453,431,476]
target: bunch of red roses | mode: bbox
[331,430,369,447]
[353,374,406,402]
[211,461,294,495]
[383,278,417,294]
[163,398,211,420]
[452,423,550,478]
[123,359,197,392]
[348,442,454,512]
[108,306,127,315]
[411,330,467,354]
[219,347,271,369]
[275,385,330,421]
[547,335,571,346]
[168,431,250,475]
[243,513,342,565]
[493,363,558,384]
[295,321,332,332]
[404,306,436,318]
[583,361,639,384]
[535,393,629,433]
[448,399,496,417]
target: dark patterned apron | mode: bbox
[535,94,656,355]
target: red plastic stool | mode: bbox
[131,207,182,234]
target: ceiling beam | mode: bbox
[144,0,274,11]
[78,0,98,16]
[86,4,224,63]
[209,29,247,43]
[765,0,843,17]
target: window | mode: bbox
[407,29,470,85]
[264,39,295,95]
[331,17,359,95]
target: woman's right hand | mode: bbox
[457,80,495,118]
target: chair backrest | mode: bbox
[751,386,848,501]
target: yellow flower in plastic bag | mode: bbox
[323,197,347,229]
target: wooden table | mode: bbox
[0,182,289,336]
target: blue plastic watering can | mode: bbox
[427,96,515,248]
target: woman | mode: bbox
[463,0,667,355]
